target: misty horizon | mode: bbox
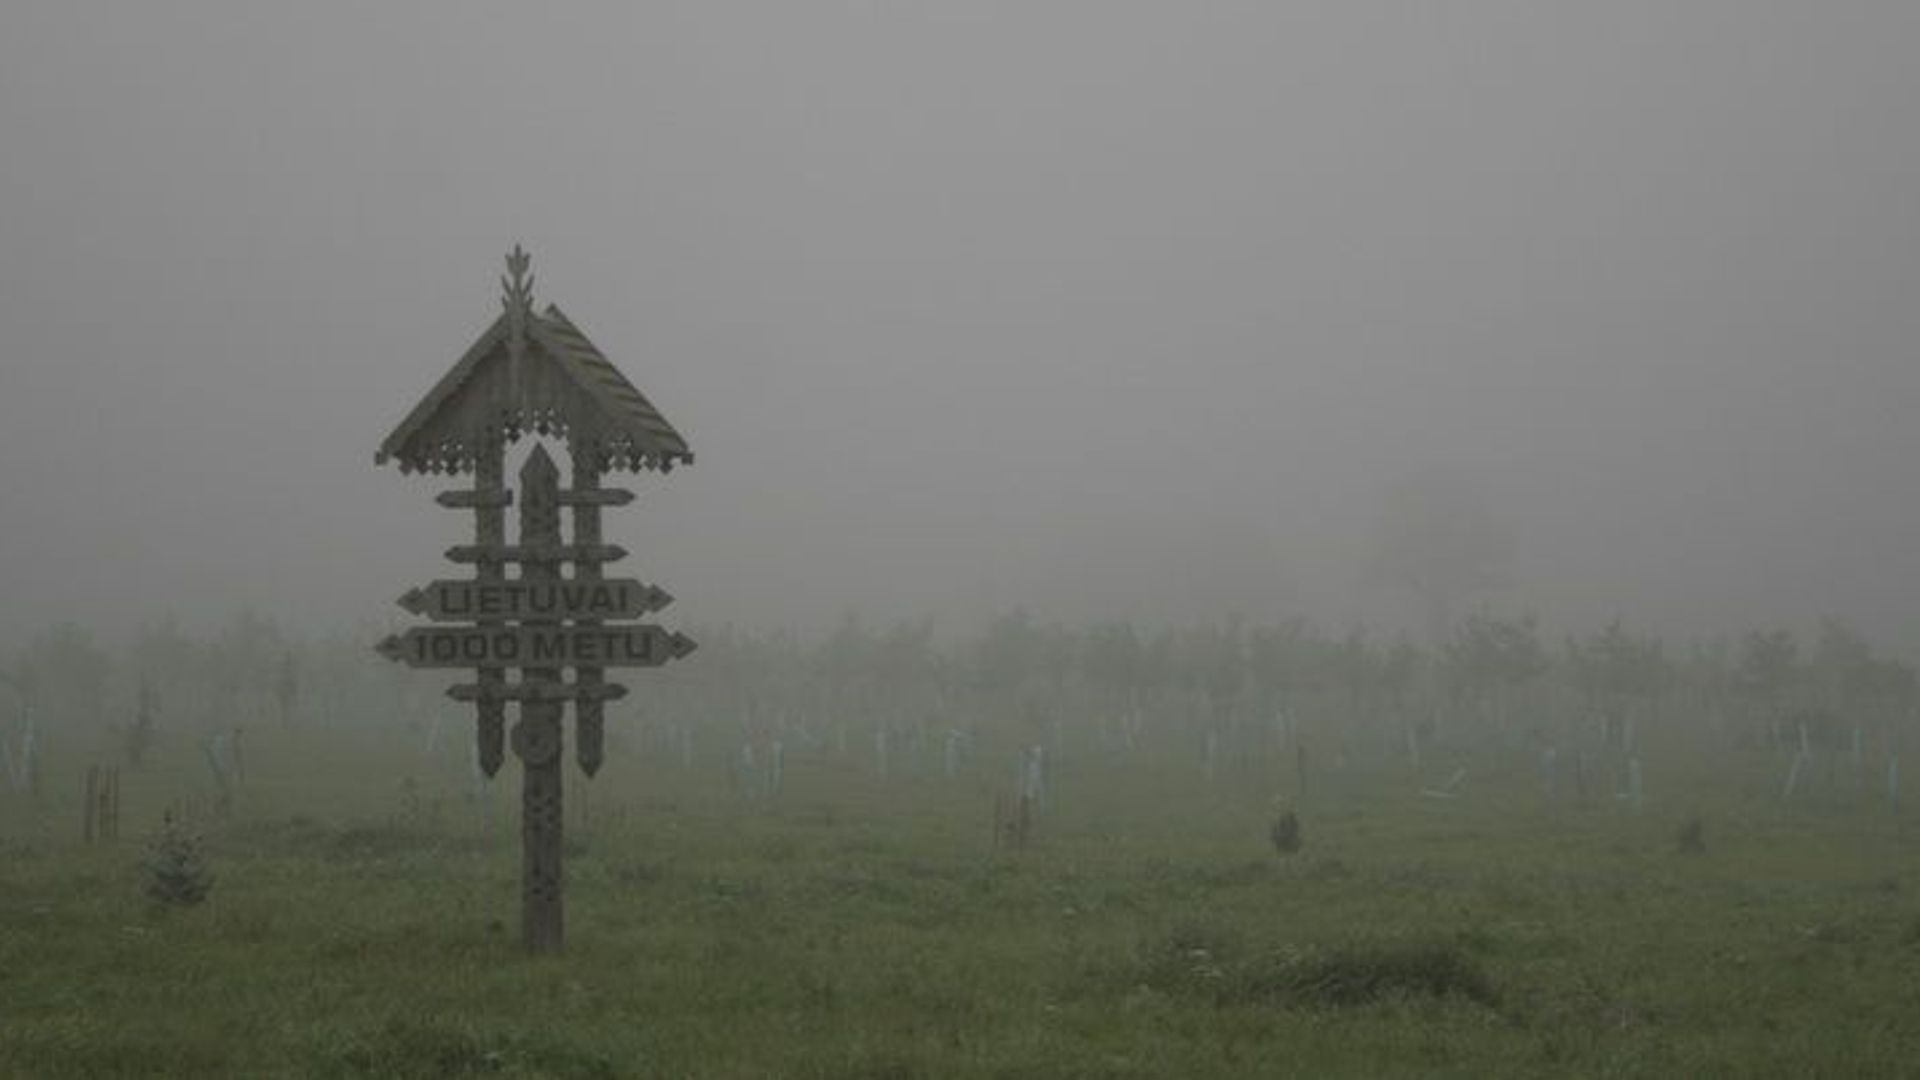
[3,4,1917,657]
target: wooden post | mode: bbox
[474,434,508,777]
[515,446,566,953]
[570,446,607,777]
[83,766,98,843]
[93,766,118,841]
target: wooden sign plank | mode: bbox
[376,624,697,669]
[444,543,626,565]
[397,579,672,622]
[447,682,629,703]
[435,489,515,509]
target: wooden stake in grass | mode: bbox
[737,740,758,800]
[992,792,1032,850]
[944,729,965,778]
[1269,799,1301,856]
[203,735,233,820]
[83,764,119,841]
[1022,744,1047,810]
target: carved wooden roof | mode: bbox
[376,253,693,476]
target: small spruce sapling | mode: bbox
[1270,800,1302,856]
[142,813,213,908]
[1675,813,1706,856]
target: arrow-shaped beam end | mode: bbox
[669,632,699,660]
[396,587,427,615]
[374,635,405,662]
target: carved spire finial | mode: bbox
[502,244,535,317]
[502,245,534,400]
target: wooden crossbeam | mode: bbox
[375,624,694,668]
[435,489,515,509]
[447,682,629,703]
[444,543,627,564]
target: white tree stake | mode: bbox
[1022,744,1046,808]
[738,741,758,800]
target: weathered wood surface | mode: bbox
[473,432,508,777]
[515,445,565,954]
[570,445,608,777]
[375,624,696,668]
[447,681,629,703]
[375,248,698,955]
[444,543,627,565]
[435,488,514,509]
[396,578,671,622]
[373,253,691,477]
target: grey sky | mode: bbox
[2,3,1917,653]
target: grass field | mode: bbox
[3,720,1918,1078]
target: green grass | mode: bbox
[3,725,1919,1077]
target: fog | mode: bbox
[3,3,1918,654]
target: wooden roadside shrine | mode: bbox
[375,248,695,952]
